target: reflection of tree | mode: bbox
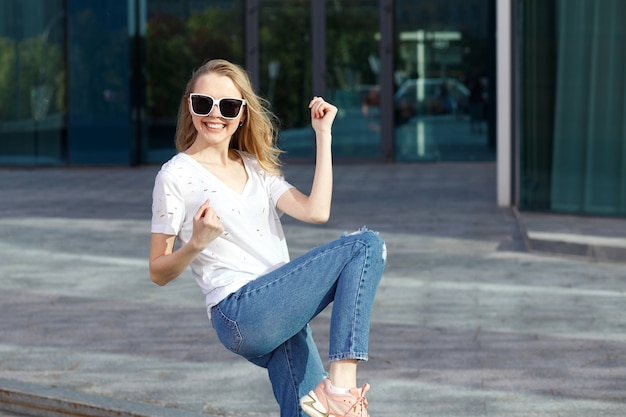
[146,15,191,121]
[259,1,311,130]
[326,4,379,91]
[257,2,379,130]
[0,34,64,122]
[187,8,243,64]
[0,37,17,121]
[141,2,380,130]
[325,1,379,128]
[146,7,244,121]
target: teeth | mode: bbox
[205,123,224,129]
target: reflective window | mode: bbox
[258,0,381,160]
[0,0,66,165]
[326,0,381,158]
[258,0,312,158]
[0,0,502,172]
[394,0,494,162]
[519,0,626,216]
[67,0,130,164]
[143,1,245,164]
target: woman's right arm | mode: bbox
[149,199,224,286]
[149,233,203,286]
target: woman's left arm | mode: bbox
[277,97,337,224]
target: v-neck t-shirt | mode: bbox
[151,152,294,315]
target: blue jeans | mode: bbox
[211,227,386,417]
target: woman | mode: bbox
[149,59,386,417]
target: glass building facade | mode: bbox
[0,0,495,165]
[0,0,623,218]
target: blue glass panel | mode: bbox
[257,1,313,158]
[66,0,130,164]
[0,0,66,165]
[142,1,245,164]
[394,0,494,162]
[325,0,381,158]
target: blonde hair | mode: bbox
[175,59,283,175]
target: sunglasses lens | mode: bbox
[219,99,243,118]
[191,95,214,115]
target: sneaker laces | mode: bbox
[345,383,369,416]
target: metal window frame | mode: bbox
[379,0,394,162]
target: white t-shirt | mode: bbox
[151,152,294,315]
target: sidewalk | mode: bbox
[0,162,625,417]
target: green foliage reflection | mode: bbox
[146,6,244,122]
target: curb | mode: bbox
[0,379,214,417]
[513,208,626,264]
[526,231,626,264]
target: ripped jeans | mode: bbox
[211,227,387,417]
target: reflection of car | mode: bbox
[394,78,469,123]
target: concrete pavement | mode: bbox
[0,162,626,417]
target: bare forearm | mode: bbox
[150,201,224,286]
[149,239,203,286]
[278,96,337,224]
[308,132,333,223]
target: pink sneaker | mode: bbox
[300,378,370,417]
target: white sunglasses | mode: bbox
[189,93,246,119]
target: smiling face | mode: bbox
[188,72,246,150]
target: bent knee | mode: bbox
[344,226,387,262]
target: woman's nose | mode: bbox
[208,103,220,117]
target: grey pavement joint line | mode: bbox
[382,277,626,298]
